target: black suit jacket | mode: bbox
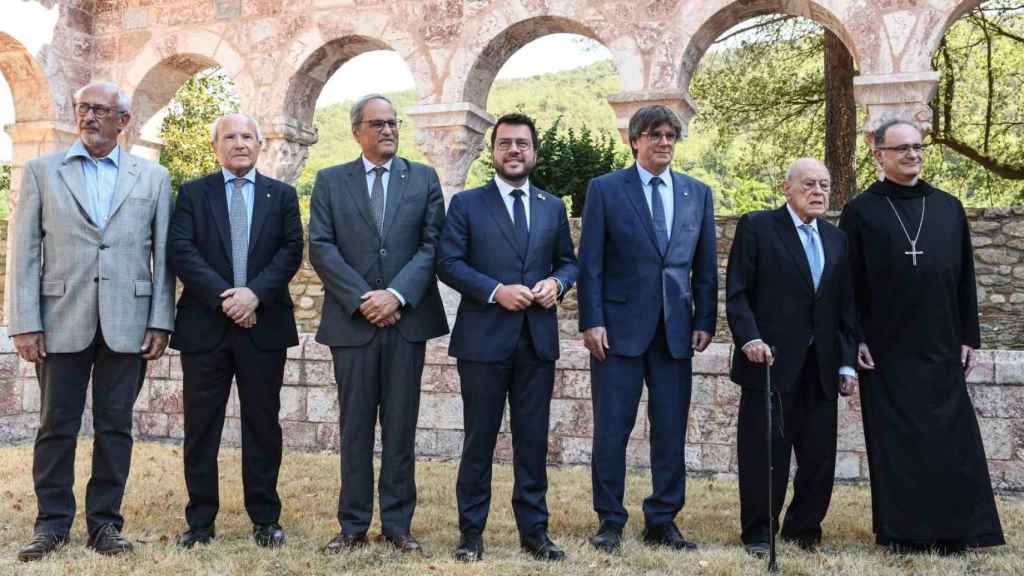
[168,171,303,353]
[725,205,856,397]
[437,181,577,362]
[308,156,449,347]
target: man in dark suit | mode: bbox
[168,113,303,549]
[437,113,577,562]
[309,94,449,554]
[578,105,717,552]
[725,158,857,556]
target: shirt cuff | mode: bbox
[548,276,564,296]
[488,283,503,304]
[741,339,763,351]
[386,288,406,307]
[839,366,856,377]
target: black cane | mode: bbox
[766,345,779,574]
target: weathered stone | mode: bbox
[136,412,169,438]
[0,379,23,416]
[279,385,306,421]
[282,421,318,449]
[978,418,1013,460]
[417,393,462,430]
[147,380,183,413]
[835,451,860,479]
[303,360,335,386]
[306,386,338,423]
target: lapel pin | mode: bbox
[537,193,544,200]
[401,173,407,179]
[266,193,271,198]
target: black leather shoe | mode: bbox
[384,532,423,553]
[17,532,69,562]
[454,531,483,562]
[323,532,368,554]
[177,525,215,549]
[88,524,133,556]
[521,531,566,561]
[745,542,770,558]
[253,523,285,547]
[589,521,623,553]
[643,522,698,551]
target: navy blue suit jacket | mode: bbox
[438,181,577,362]
[578,164,717,359]
[168,171,304,354]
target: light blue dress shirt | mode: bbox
[223,167,255,229]
[636,163,674,239]
[65,140,120,230]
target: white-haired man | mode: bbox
[10,81,175,561]
[168,113,303,549]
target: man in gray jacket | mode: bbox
[9,81,174,561]
[309,94,448,554]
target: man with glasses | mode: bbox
[437,113,577,562]
[726,158,858,556]
[10,81,174,561]
[839,119,1004,554]
[578,105,717,552]
[309,93,448,554]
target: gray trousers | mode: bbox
[332,326,425,537]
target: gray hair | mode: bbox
[74,81,132,113]
[784,157,827,182]
[350,93,395,128]
[210,113,263,143]
[873,119,922,147]
[627,105,683,157]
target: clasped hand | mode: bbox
[495,279,559,312]
[221,287,258,329]
[360,290,401,327]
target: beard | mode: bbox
[495,158,534,183]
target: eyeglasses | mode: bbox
[75,103,125,119]
[495,139,533,152]
[360,119,402,132]
[876,144,928,155]
[640,131,678,144]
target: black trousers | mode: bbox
[737,347,838,545]
[181,327,286,528]
[332,326,425,537]
[591,320,692,527]
[456,327,554,538]
[32,328,146,538]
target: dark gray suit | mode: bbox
[308,156,448,537]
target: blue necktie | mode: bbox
[650,176,669,256]
[800,224,822,289]
[511,189,528,257]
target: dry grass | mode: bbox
[0,440,1020,575]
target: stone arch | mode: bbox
[461,15,625,109]
[922,0,987,65]
[0,32,55,124]
[678,0,859,98]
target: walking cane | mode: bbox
[766,345,779,574]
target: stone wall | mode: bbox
[0,332,1021,491]
[282,208,1024,348]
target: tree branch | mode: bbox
[932,135,1024,179]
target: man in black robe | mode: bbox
[839,119,1004,554]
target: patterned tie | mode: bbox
[800,224,822,289]
[649,176,669,256]
[229,177,249,287]
[370,166,387,236]
[511,189,529,257]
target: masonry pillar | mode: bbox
[257,121,319,185]
[606,90,697,145]
[406,102,494,201]
[853,71,940,138]
[3,120,78,323]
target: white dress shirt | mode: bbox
[361,155,405,306]
[636,163,674,239]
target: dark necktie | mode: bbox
[650,176,669,256]
[229,177,248,287]
[370,165,387,236]
[511,189,528,257]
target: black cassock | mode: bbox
[839,178,1004,550]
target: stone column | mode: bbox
[853,71,940,138]
[606,90,697,145]
[406,102,494,201]
[3,120,78,323]
[257,121,319,185]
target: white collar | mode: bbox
[361,155,394,174]
[786,203,818,232]
[494,175,530,197]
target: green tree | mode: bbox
[159,69,239,191]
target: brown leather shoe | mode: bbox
[17,532,69,562]
[323,532,368,554]
[385,533,422,553]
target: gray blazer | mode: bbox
[8,146,175,354]
[308,156,449,347]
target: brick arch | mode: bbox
[0,32,55,123]
[459,15,625,109]
[282,35,395,132]
[678,0,858,98]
